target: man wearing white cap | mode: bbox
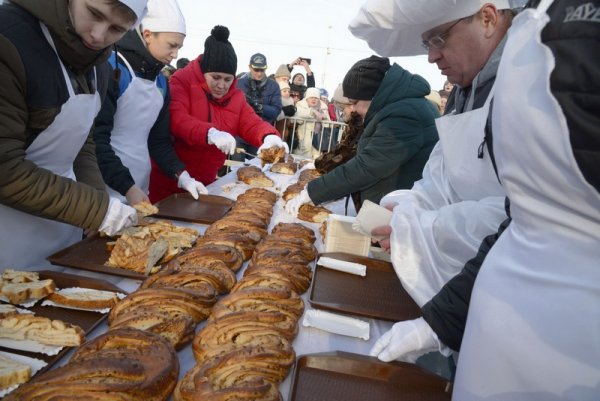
[94,0,207,205]
[0,0,148,268]
[347,0,524,359]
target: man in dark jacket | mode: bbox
[236,53,282,158]
[285,55,439,215]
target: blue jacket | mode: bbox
[237,74,282,123]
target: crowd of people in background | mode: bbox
[0,0,596,400]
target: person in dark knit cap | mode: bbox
[286,54,439,215]
[149,25,288,201]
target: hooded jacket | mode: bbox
[307,64,439,208]
[149,55,279,202]
[93,30,185,196]
[0,0,111,230]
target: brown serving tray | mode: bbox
[309,252,421,322]
[0,270,127,376]
[289,351,452,401]
[153,193,234,224]
[47,234,145,279]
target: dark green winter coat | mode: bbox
[307,64,439,209]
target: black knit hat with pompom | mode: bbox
[200,25,237,75]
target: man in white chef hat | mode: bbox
[347,1,526,361]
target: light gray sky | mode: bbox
[175,0,447,95]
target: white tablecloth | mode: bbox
[34,160,399,400]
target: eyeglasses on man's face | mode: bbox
[421,17,466,50]
[252,67,266,73]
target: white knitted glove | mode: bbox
[258,134,289,155]
[207,127,236,155]
[99,197,138,236]
[284,188,312,216]
[177,171,208,199]
[370,317,447,363]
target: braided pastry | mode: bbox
[171,244,243,272]
[254,238,318,262]
[297,168,321,185]
[175,368,281,401]
[251,247,315,266]
[194,233,258,261]
[271,223,315,243]
[5,328,179,401]
[109,288,216,325]
[109,309,195,349]
[231,273,302,294]
[282,182,304,202]
[210,288,304,322]
[270,162,297,175]
[236,188,277,205]
[243,265,312,294]
[142,268,236,295]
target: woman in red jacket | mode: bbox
[149,25,287,202]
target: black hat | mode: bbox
[249,53,267,69]
[342,55,391,100]
[200,25,237,75]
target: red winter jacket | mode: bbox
[149,55,279,202]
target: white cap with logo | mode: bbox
[119,0,149,26]
[141,0,186,35]
[349,0,512,57]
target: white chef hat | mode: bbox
[140,0,186,34]
[118,0,149,27]
[349,0,512,57]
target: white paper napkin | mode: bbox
[302,309,370,340]
[352,200,393,240]
[317,256,367,276]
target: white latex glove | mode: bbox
[207,127,236,155]
[99,197,138,236]
[177,170,208,199]
[258,134,289,155]
[370,317,447,363]
[284,188,312,216]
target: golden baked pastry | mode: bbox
[254,238,318,262]
[0,270,55,304]
[243,265,312,294]
[269,162,297,175]
[257,146,286,165]
[236,188,277,204]
[210,288,304,322]
[236,166,274,188]
[271,222,316,244]
[231,273,302,295]
[297,204,331,223]
[282,182,304,202]
[172,244,244,272]
[45,287,122,310]
[144,267,236,295]
[109,287,216,325]
[194,233,258,261]
[109,308,195,350]
[5,328,179,401]
[0,353,31,391]
[0,314,84,347]
[175,367,281,401]
[133,201,159,217]
[297,168,321,185]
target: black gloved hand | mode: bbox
[282,104,296,117]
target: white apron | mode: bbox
[0,24,101,269]
[455,1,600,400]
[387,80,506,306]
[105,53,163,202]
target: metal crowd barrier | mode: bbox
[275,117,348,159]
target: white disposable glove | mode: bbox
[177,170,208,199]
[284,188,312,216]
[99,197,138,236]
[369,317,448,363]
[258,134,289,155]
[207,127,236,155]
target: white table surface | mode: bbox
[30,159,398,400]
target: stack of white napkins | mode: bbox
[303,310,369,340]
[324,214,371,256]
[317,256,367,276]
[352,200,393,240]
